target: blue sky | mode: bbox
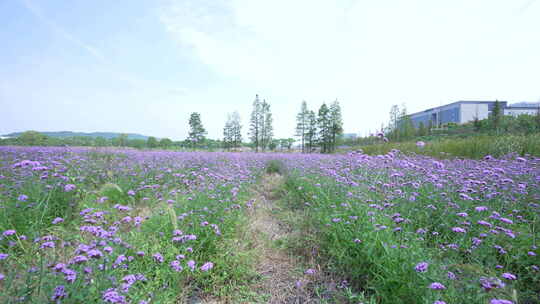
[1,0,539,140]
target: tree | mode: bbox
[388,105,401,140]
[160,138,173,149]
[269,139,279,151]
[230,111,243,149]
[222,113,235,151]
[329,100,344,153]
[400,115,415,139]
[535,106,540,131]
[285,138,295,151]
[305,110,318,153]
[129,139,146,149]
[187,113,207,148]
[18,131,48,146]
[147,136,158,148]
[223,111,243,151]
[417,122,427,136]
[491,100,502,131]
[260,100,273,151]
[277,138,295,151]
[249,95,272,152]
[427,120,433,134]
[118,134,128,147]
[295,101,309,153]
[317,103,332,153]
[95,137,108,147]
[249,95,263,152]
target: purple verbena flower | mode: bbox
[51,285,67,300]
[200,262,214,272]
[490,299,513,304]
[52,217,64,224]
[451,227,466,233]
[2,230,16,236]
[152,253,164,263]
[429,282,446,290]
[64,184,76,192]
[501,273,516,280]
[304,268,316,275]
[187,260,196,271]
[415,262,429,273]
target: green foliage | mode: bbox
[265,160,285,175]
[249,95,273,152]
[417,122,428,136]
[317,103,332,153]
[223,111,242,151]
[0,150,263,303]
[354,134,540,158]
[159,138,173,148]
[187,112,207,148]
[282,168,537,304]
[491,100,502,131]
[18,131,48,146]
[146,136,158,148]
[295,101,310,153]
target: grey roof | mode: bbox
[409,100,508,117]
[508,102,540,108]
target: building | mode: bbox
[503,102,540,117]
[409,101,539,127]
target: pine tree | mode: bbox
[224,111,243,151]
[260,100,273,151]
[249,95,263,152]
[388,104,401,140]
[535,106,540,132]
[187,112,207,148]
[223,114,233,151]
[491,100,502,131]
[305,110,318,153]
[295,101,309,153]
[318,103,332,153]
[231,111,242,149]
[417,122,427,136]
[329,100,343,153]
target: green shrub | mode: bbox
[265,159,286,175]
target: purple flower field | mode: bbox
[283,150,540,303]
[0,146,538,303]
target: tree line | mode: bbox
[185,94,343,153]
[3,94,345,153]
[295,100,343,153]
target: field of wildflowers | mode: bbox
[0,147,538,303]
[282,151,539,303]
[0,147,269,303]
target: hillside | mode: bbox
[3,131,149,140]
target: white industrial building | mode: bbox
[409,101,539,127]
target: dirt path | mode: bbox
[193,173,337,304]
[246,173,320,304]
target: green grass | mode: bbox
[281,170,537,304]
[350,134,540,159]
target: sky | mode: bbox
[1,0,539,140]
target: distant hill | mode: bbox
[3,131,150,140]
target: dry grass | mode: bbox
[245,174,325,304]
[194,173,344,304]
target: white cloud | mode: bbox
[159,0,540,137]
